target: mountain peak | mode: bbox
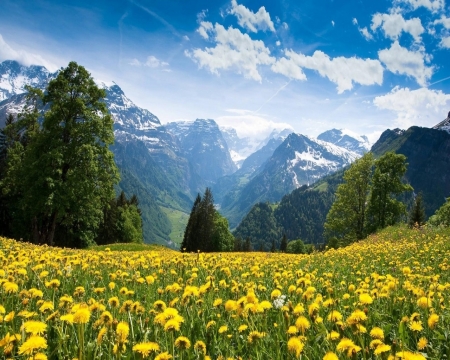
[317,128,370,155]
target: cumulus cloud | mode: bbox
[433,16,450,48]
[0,34,58,72]
[393,0,445,13]
[216,109,293,141]
[434,15,450,28]
[271,50,384,93]
[378,41,433,86]
[371,13,424,42]
[440,36,450,48]
[129,55,169,68]
[373,86,450,127]
[187,23,275,82]
[229,0,275,32]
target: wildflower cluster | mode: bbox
[0,224,449,359]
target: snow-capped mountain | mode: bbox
[219,132,359,228]
[166,119,237,183]
[317,128,370,155]
[0,60,52,102]
[432,111,450,134]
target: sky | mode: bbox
[1,0,450,143]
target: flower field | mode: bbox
[1,226,449,360]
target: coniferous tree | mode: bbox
[409,192,426,227]
[234,236,242,251]
[271,239,276,252]
[280,233,288,252]
[181,194,201,252]
[244,237,252,252]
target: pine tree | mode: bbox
[280,233,288,252]
[234,236,242,251]
[181,194,201,252]
[271,239,276,252]
[244,237,252,252]
[409,192,426,227]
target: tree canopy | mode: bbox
[0,62,123,247]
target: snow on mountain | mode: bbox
[0,60,53,101]
[432,112,450,134]
[317,128,370,155]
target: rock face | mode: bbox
[166,119,237,183]
[317,128,371,155]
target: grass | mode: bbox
[161,206,189,246]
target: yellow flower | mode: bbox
[132,342,160,357]
[219,325,228,334]
[97,327,107,345]
[116,321,130,343]
[247,331,265,343]
[409,321,423,332]
[373,344,391,355]
[108,296,120,308]
[370,327,384,339]
[287,326,298,335]
[359,293,373,305]
[73,307,91,324]
[18,335,48,355]
[238,324,248,332]
[174,336,191,350]
[323,352,339,360]
[327,310,342,322]
[295,316,310,333]
[21,321,47,336]
[224,300,238,312]
[213,298,223,307]
[428,313,439,329]
[417,297,429,309]
[155,352,173,360]
[327,331,340,340]
[417,337,428,350]
[164,318,181,332]
[60,314,74,324]
[287,336,304,357]
[194,340,207,355]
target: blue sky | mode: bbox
[1,0,450,142]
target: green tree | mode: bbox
[366,152,412,232]
[286,239,306,254]
[280,233,288,252]
[181,188,233,252]
[428,198,450,226]
[409,192,426,227]
[181,194,201,252]
[0,62,119,247]
[244,237,252,252]
[324,152,374,246]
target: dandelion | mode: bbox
[21,321,47,335]
[194,340,207,355]
[155,352,173,360]
[219,325,228,334]
[238,324,248,332]
[132,342,160,357]
[116,321,130,343]
[323,352,339,360]
[359,293,373,305]
[373,344,391,355]
[247,331,265,343]
[370,327,384,339]
[174,336,191,350]
[18,335,48,355]
[295,316,310,333]
[73,307,91,324]
[287,336,304,357]
[428,313,439,329]
[417,337,428,350]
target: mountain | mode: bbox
[317,128,371,155]
[165,119,237,183]
[220,133,359,228]
[219,127,254,167]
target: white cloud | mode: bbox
[371,13,424,42]
[393,0,444,13]
[187,23,275,82]
[373,86,450,127]
[271,50,384,93]
[183,35,190,41]
[434,15,450,29]
[331,20,335,27]
[378,41,433,86]
[128,55,169,68]
[359,27,373,40]
[0,34,58,72]
[229,0,275,33]
[441,36,450,48]
[352,18,358,25]
[216,109,293,141]
[197,21,213,39]
[276,40,281,46]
